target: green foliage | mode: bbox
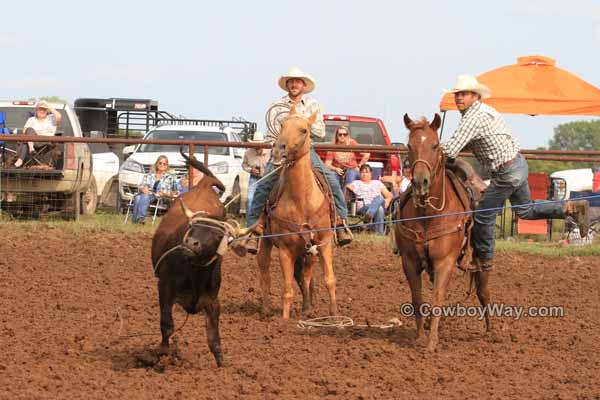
[548,120,600,151]
[528,120,600,174]
[28,96,67,104]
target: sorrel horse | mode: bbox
[256,105,338,319]
[393,114,492,351]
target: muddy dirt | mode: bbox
[1,227,599,399]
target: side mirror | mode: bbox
[233,147,245,159]
[123,145,135,156]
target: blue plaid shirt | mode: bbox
[139,172,180,194]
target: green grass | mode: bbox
[2,211,599,257]
[0,210,158,236]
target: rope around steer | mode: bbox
[297,315,403,330]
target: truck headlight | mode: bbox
[209,161,229,174]
[121,159,145,174]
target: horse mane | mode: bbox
[407,117,430,130]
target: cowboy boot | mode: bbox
[335,217,353,246]
[565,200,589,238]
[243,216,266,255]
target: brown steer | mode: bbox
[151,150,231,367]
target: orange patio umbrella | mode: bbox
[439,55,600,116]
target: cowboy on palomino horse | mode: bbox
[255,105,339,318]
[394,74,590,351]
[243,67,353,253]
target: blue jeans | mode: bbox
[247,147,348,226]
[344,168,360,186]
[246,175,259,216]
[473,154,564,261]
[132,193,155,223]
[358,195,386,235]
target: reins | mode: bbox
[411,151,446,212]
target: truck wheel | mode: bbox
[81,177,98,215]
[64,191,81,221]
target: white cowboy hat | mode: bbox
[445,74,491,99]
[249,131,266,143]
[278,67,316,93]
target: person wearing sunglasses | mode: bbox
[325,126,370,186]
[131,155,179,224]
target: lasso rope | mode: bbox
[297,315,403,330]
[232,193,600,242]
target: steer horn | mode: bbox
[179,197,195,220]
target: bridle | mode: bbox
[275,116,311,167]
[410,140,446,212]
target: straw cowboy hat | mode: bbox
[278,67,316,93]
[249,131,266,143]
[35,100,50,109]
[446,74,491,99]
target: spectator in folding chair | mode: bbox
[131,155,179,224]
[380,159,412,197]
[346,164,393,235]
[12,101,62,168]
[325,125,370,187]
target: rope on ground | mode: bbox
[233,193,600,243]
[297,315,403,330]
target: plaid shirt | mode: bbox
[266,95,325,143]
[139,172,180,194]
[441,101,520,171]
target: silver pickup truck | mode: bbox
[0,101,94,220]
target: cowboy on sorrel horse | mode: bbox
[393,114,492,352]
[256,105,338,319]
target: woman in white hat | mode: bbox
[242,131,271,215]
[440,74,589,272]
[13,100,62,168]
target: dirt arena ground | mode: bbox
[1,226,599,399]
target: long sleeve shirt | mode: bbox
[441,101,520,172]
[242,148,271,177]
[266,94,325,143]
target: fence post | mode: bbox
[204,144,209,166]
[189,143,195,191]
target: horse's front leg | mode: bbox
[475,270,493,334]
[426,258,454,352]
[278,248,296,319]
[401,254,425,344]
[256,238,273,316]
[318,242,338,316]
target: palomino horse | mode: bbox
[256,105,338,319]
[393,114,492,351]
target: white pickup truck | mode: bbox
[549,168,594,200]
[0,101,96,220]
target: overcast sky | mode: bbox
[2,0,599,149]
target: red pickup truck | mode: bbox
[314,114,402,176]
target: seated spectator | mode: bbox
[13,101,62,168]
[346,164,393,235]
[132,155,179,224]
[380,159,412,197]
[325,126,369,186]
[242,131,270,224]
